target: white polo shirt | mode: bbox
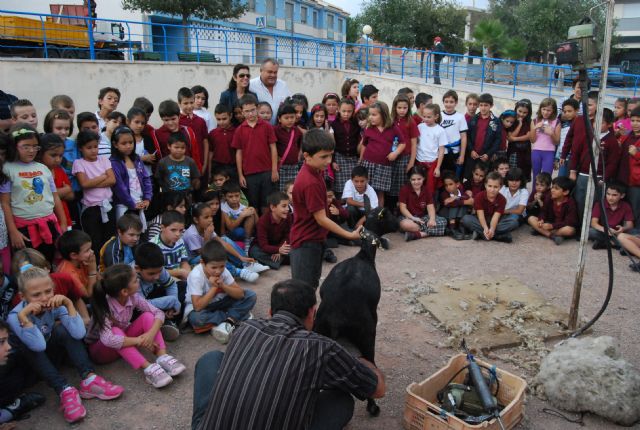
[499,186,530,213]
[249,77,291,124]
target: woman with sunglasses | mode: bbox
[219,64,257,125]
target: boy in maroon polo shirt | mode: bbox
[461,172,518,242]
[528,176,578,245]
[465,93,501,181]
[589,182,634,249]
[463,161,488,198]
[208,104,237,184]
[178,87,209,178]
[290,129,362,289]
[232,94,279,214]
[249,191,292,270]
[153,100,202,172]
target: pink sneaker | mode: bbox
[59,387,86,423]
[79,375,124,400]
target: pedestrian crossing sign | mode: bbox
[256,16,265,28]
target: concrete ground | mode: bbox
[20,227,640,429]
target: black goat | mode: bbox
[313,200,399,416]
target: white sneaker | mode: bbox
[245,262,270,273]
[212,322,235,344]
[144,363,173,388]
[156,354,186,377]
[239,268,258,283]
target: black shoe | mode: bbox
[6,392,46,420]
[453,230,465,240]
[323,249,337,263]
[379,237,391,249]
[495,234,513,243]
[592,241,607,250]
[445,227,455,237]
[629,262,640,273]
[553,236,565,246]
[530,229,540,236]
[471,231,482,241]
[621,249,628,256]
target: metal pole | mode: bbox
[569,0,616,330]
[87,0,95,60]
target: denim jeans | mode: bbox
[20,324,94,394]
[461,214,520,236]
[191,351,355,430]
[188,290,257,328]
[249,244,287,270]
[290,242,325,290]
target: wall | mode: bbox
[2,59,521,131]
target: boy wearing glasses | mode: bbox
[231,94,278,214]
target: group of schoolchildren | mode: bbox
[1,73,640,426]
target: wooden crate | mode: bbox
[403,354,526,430]
[0,16,88,48]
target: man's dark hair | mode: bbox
[351,164,369,179]
[602,108,614,125]
[552,176,575,193]
[606,180,626,196]
[201,240,227,264]
[117,213,143,233]
[270,279,317,319]
[239,94,259,108]
[135,242,165,269]
[177,87,194,103]
[158,99,180,118]
[414,92,432,108]
[360,84,379,102]
[222,181,242,195]
[561,98,580,111]
[161,210,185,227]
[214,103,232,115]
[442,90,458,102]
[478,93,494,106]
[268,191,289,207]
[302,128,335,156]
[98,87,120,101]
[485,171,502,184]
[168,132,187,146]
[58,230,92,260]
[133,97,154,117]
[77,111,99,128]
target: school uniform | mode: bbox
[526,189,550,219]
[180,114,208,169]
[461,191,518,238]
[330,118,361,194]
[360,126,404,192]
[390,117,419,196]
[618,133,640,228]
[249,211,292,270]
[465,113,501,180]
[439,185,471,221]
[399,183,447,236]
[588,200,634,244]
[274,124,303,191]
[208,125,238,182]
[540,195,578,232]
[152,125,202,172]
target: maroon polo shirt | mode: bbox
[180,114,208,163]
[231,119,277,175]
[463,179,485,197]
[255,211,292,254]
[413,113,423,126]
[474,191,506,219]
[395,117,419,156]
[541,195,578,230]
[331,118,361,157]
[274,124,303,166]
[290,163,328,248]
[474,116,490,153]
[592,200,634,229]
[399,183,433,217]
[361,125,404,165]
[209,126,236,165]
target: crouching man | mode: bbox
[191,279,385,430]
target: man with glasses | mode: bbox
[250,58,291,125]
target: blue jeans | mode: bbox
[191,350,354,430]
[188,290,257,328]
[461,214,520,236]
[20,324,94,395]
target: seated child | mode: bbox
[183,203,266,282]
[184,241,257,340]
[155,132,201,194]
[134,243,182,340]
[527,176,577,245]
[493,157,510,179]
[221,181,258,250]
[8,267,123,423]
[146,191,187,242]
[209,165,249,206]
[150,211,191,281]
[57,230,100,297]
[463,161,488,198]
[249,191,292,270]
[439,171,473,240]
[343,165,378,229]
[399,165,447,241]
[499,167,529,226]
[618,232,640,272]
[326,183,349,251]
[0,259,18,321]
[589,182,634,249]
[527,172,552,220]
[99,214,143,272]
[86,264,185,389]
[461,172,519,243]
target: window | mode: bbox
[301,6,307,24]
[327,14,334,30]
[312,10,318,28]
[285,2,293,31]
[338,17,344,34]
[266,0,276,16]
[248,0,255,12]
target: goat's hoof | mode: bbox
[366,402,380,417]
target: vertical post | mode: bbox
[451,58,456,87]
[251,36,255,64]
[513,63,518,98]
[548,65,553,97]
[634,77,638,97]
[316,41,319,67]
[340,43,343,69]
[426,52,431,81]
[333,43,336,68]
[401,49,405,79]
[224,31,229,63]
[480,59,485,92]
[275,36,278,59]
[40,16,49,59]
[162,26,168,61]
[126,23,132,62]
[87,0,95,60]
[378,47,382,75]
[195,27,200,61]
[569,0,616,331]
[365,38,369,71]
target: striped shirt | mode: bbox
[150,235,189,270]
[198,311,378,430]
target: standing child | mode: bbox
[73,131,116,257]
[589,182,634,249]
[461,172,518,242]
[155,132,201,195]
[415,103,447,195]
[127,107,157,177]
[150,211,191,282]
[208,104,237,184]
[249,191,293,270]
[439,171,473,239]
[43,109,76,182]
[399,165,447,241]
[191,85,215,132]
[359,101,405,208]
[413,93,433,125]
[441,90,469,177]
[360,85,379,110]
[1,125,67,261]
[497,110,516,161]
[309,103,334,135]
[466,93,502,182]
[95,87,120,131]
[98,111,125,158]
[289,94,310,130]
[330,98,361,196]
[464,93,479,123]
[529,98,561,180]
[257,102,273,123]
[50,94,75,122]
[322,93,340,122]
[178,88,209,179]
[507,99,533,181]
[8,267,123,423]
[86,264,186,388]
[499,167,529,228]
[527,176,577,245]
[341,78,361,111]
[390,94,419,201]
[613,97,631,139]
[185,240,257,341]
[619,106,640,228]
[527,172,552,220]
[274,104,303,192]
[556,99,580,177]
[37,134,74,229]
[9,99,38,129]
[152,100,202,172]
[109,126,152,225]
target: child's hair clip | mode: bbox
[20,263,34,272]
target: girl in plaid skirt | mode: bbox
[330,98,361,196]
[389,94,419,200]
[274,104,302,191]
[399,165,448,241]
[358,101,405,208]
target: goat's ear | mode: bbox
[363,194,371,215]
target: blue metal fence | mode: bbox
[1,8,638,104]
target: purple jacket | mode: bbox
[109,156,152,209]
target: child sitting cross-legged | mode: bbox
[8,267,123,423]
[527,176,578,245]
[249,191,293,270]
[184,240,257,341]
[343,165,378,229]
[589,181,634,250]
[526,172,551,220]
[399,165,447,241]
[439,171,473,240]
[498,167,529,228]
[86,264,186,389]
[221,181,259,251]
[150,211,191,282]
[99,213,143,272]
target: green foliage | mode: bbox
[472,19,505,58]
[346,16,365,43]
[500,37,527,60]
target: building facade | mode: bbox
[614,0,640,72]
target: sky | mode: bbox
[325,0,489,16]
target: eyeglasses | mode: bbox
[18,144,40,151]
[242,108,257,114]
[237,73,251,79]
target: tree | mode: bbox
[121,0,246,52]
[500,37,527,84]
[472,19,505,82]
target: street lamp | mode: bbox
[363,24,372,71]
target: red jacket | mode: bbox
[618,134,640,186]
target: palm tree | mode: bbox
[472,19,505,83]
[500,37,527,85]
